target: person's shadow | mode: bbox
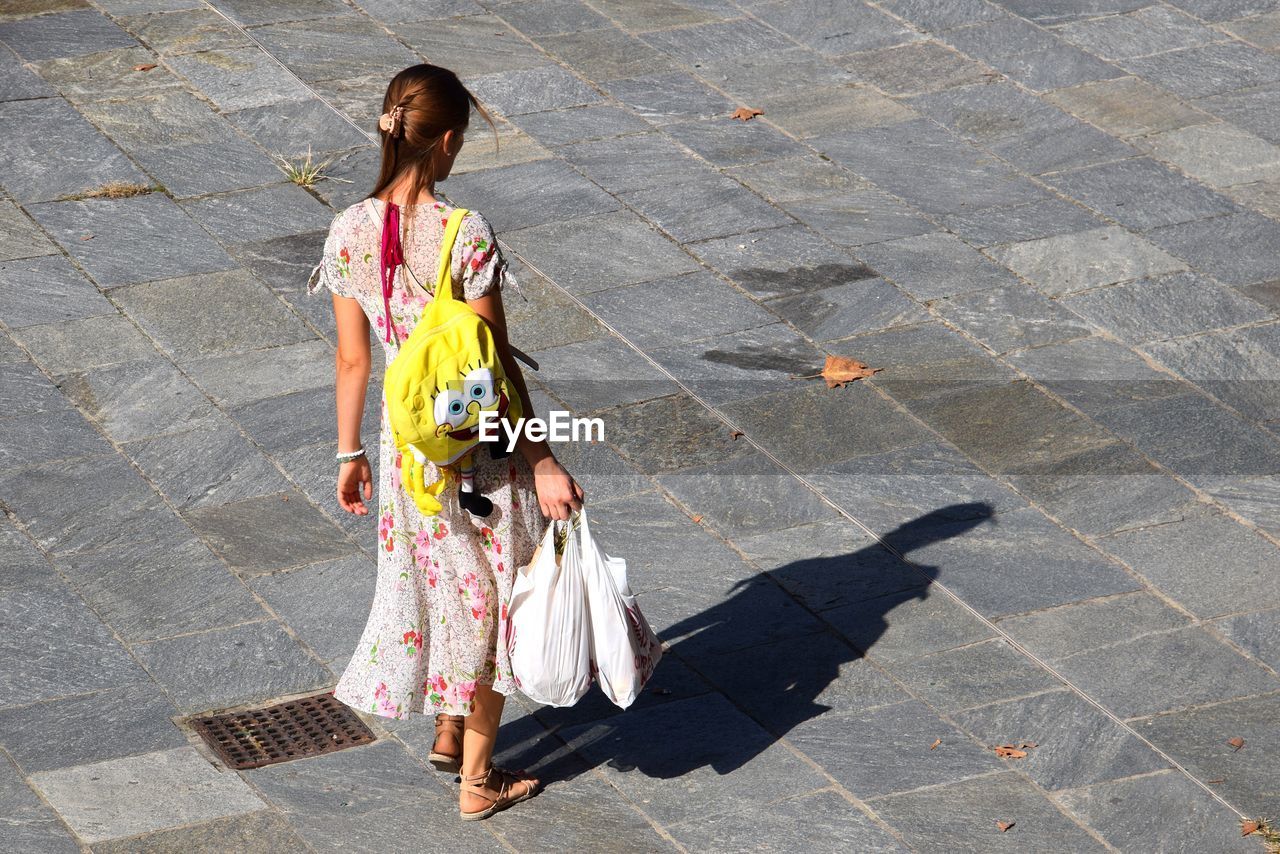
[500,502,996,780]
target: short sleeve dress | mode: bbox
[308,197,546,720]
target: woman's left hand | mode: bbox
[533,455,584,521]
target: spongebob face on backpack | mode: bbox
[429,362,512,448]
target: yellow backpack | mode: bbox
[383,206,522,518]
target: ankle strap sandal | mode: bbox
[429,714,464,773]
[459,765,540,821]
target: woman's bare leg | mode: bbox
[460,683,538,813]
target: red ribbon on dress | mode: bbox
[379,201,403,343]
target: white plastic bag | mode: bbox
[577,509,663,709]
[504,519,593,707]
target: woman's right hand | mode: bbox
[533,454,584,521]
[338,457,374,515]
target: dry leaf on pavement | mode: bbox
[996,821,1015,832]
[133,63,157,71]
[731,106,763,121]
[1242,820,1261,837]
[792,355,881,388]
[1228,737,1245,751]
[994,745,1029,759]
[929,738,941,750]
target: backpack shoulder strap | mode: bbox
[434,208,469,304]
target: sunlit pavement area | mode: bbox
[4,0,1280,850]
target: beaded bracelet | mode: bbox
[336,447,366,464]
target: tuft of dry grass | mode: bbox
[61,181,156,201]
[1243,818,1280,853]
[273,147,348,189]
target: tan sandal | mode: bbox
[429,714,464,773]
[459,765,541,821]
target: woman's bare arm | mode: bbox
[334,293,374,514]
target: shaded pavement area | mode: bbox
[3,0,1280,850]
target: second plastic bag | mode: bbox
[504,518,593,707]
[577,509,663,709]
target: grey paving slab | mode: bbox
[0,9,136,60]
[0,682,184,774]
[0,571,149,708]
[249,18,417,83]
[559,692,828,826]
[1097,506,1280,618]
[512,104,650,148]
[824,585,997,664]
[940,196,1107,247]
[1165,0,1280,21]
[768,276,929,342]
[272,441,378,542]
[501,210,698,296]
[1123,40,1280,99]
[933,282,1094,354]
[133,620,332,713]
[539,24,673,82]
[1052,625,1279,719]
[942,14,1060,59]
[207,0,354,26]
[879,0,1004,29]
[646,321,823,407]
[854,231,1028,303]
[887,638,1062,712]
[1,356,78,419]
[181,184,333,245]
[670,789,906,852]
[61,356,217,441]
[467,64,601,117]
[182,339,331,407]
[687,223,875,301]
[663,116,809,168]
[581,270,776,349]
[124,418,292,509]
[0,755,79,854]
[56,531,266,643]
[1048,156,1242,231]
[1092,391,1280,479]
[90,810,309,854]
[33,45,186,103]
[445,158,620,233]
[639,16,794,63]
[900,505,1141,617]
[249,554,375,665]
[727,155,870,205]
[119,8,253,55]
[1045,75,1215,139]
[0,407,115,471]
[0,98,149,204]
[0,199,56,261]
[0,43,54,101]
[954,689,1168,791]
[247,740,434,817]
[136,138,291,200]
[167,47,310,112]
[492,0,610,36]
[788,699,1001,798]
[656,448,839,539]
[588,0,730,30]
[13,313,157,377]
[996,591,1193,664]
[1221,11,1280,47]
[229,383,379,461]
[1140,123,1280,190]
[869,771,1107,852]
[621,174,793,243]
[990,41,1127,93]
[0,254,114,329]
[1006,335,1188,415]
[1134,692,1280,818]
[843,40,993,97]
[0,453,180,559]
[1199,473,1280,538]
[719,382,934,474]
[605,70,738,126]
[30,746,266,845]
[225,97,371,158]
[597,392,754,476]
[1055,770,1256,853]
[526,334,678,412]
[991,226,1187,297]
[29,194,236,288]
[1055,4,1219,61]
[700,45,858,103]
[1197,83,1280,146]
[1066,271,1271,346]
[397,14,547,76]
[839,320,1016,403]
[754,1,920,55]
[1147,210,1280,287]
[785,190,935,248]
[183,490,357,575]
[113,269,312,359]
[1215,608,1280,672]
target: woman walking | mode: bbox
[308,63,583,820]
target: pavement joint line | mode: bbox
[184,0,1263,827]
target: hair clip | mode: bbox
[379,105,405,137]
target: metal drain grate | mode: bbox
[189,692,375,770]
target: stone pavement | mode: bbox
[3,0,1280,850]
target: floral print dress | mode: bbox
[308,197,546,719]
